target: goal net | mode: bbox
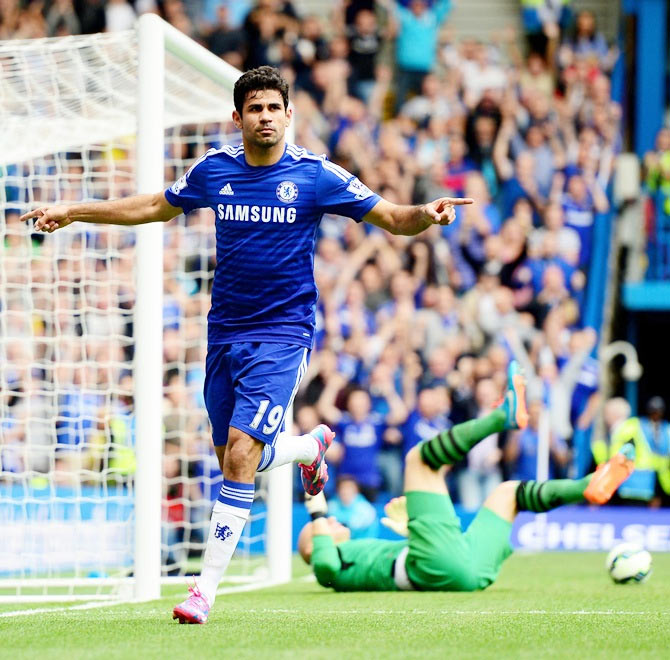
[0,17,292,603]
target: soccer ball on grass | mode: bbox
[605,543,652,584]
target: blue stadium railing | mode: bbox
[571,208,613,478]
[582,210,614,333]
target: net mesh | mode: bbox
[0,29,268,600]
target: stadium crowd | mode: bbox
[3,0,669,563]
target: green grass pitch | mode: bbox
[1,553,669,660]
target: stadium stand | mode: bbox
[1,0,668,572]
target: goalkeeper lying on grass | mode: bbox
[299,362,634,592]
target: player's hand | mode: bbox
[20,205,73,233]
[304,491,328,520]
[422,197,474,226]
[381,496,409,538]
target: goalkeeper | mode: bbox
[299,362,634,592]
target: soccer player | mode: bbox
[299,362,635,593]
[20,66,473,623]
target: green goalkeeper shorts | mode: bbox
[404,490,513,592]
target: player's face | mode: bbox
[233,89,291,150]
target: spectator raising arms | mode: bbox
[2,0,627,605]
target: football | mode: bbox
[605,543,653,584]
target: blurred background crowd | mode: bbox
[2,0,670,555]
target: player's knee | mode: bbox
[494,481,519,503]
[224,431,263,478]
[405,445,423,470]
[214,446,226,473]
[483,480,520,521]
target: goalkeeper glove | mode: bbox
[381,496,409,538]
[304,491,328,521]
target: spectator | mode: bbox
[460,42,508,109]
[644,127,670,200]
[593,397,670,505]
[521,0,572,57]
[328,476,380,538]
[496,148,545,222]
[293,14,330,92]
[388,0,453,112]
[1,0,631,557]
[566,10,617,73]
[457,172,502,280]
[46,0,81,36]
[442,133,477,198]
[559,172,609,269]
[529,202,581,268]
[242,0,299,70]
[346,8,383,103]
[400,73,458,128]
[519,52,555,101]
[505,397,569,480]
[77,0,107,34]
[105,0,136,33]
[401,386,450,456]
[505,324,596,443]
[206,5,246,68]
[639,397,670,506]
[200,0,252,30]
[320,386,403,501]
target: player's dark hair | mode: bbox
[233,66,289,115]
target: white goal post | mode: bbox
[0,14,293,603]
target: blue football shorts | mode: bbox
[203,342,310,446]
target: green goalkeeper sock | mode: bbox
[419,409,507,470]
[515,475,592,513]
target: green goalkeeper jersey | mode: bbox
[311,535,407,591]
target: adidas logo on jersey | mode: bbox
[219,183,234,196]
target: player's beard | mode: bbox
[248,127,283,150]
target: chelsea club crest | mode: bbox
[276,180,299,203]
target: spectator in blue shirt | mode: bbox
[321,382,406,501]
[401,386,450,456]
[560,172,609,269]
[329,475,380,538]
[389,0,452,112]
[566,10,616,72]
[504,398,570,480]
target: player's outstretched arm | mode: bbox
[301,493,342,585]
[362,196,474,236]
[20,192,181,233]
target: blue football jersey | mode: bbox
[164,144,381,347]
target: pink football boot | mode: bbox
[172,585,210,624]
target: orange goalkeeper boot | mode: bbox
[584,444,635,505]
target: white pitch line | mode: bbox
[0,599,128,619]
[4,581,668,619]
[3,605,666,619]
[0,580,284,619]
[241,608,669,616]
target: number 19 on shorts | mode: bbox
[249,399,284,435]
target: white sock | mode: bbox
[197,479,253,607]
[256,431,318,472]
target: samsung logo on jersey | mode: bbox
[216,204,297,224]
